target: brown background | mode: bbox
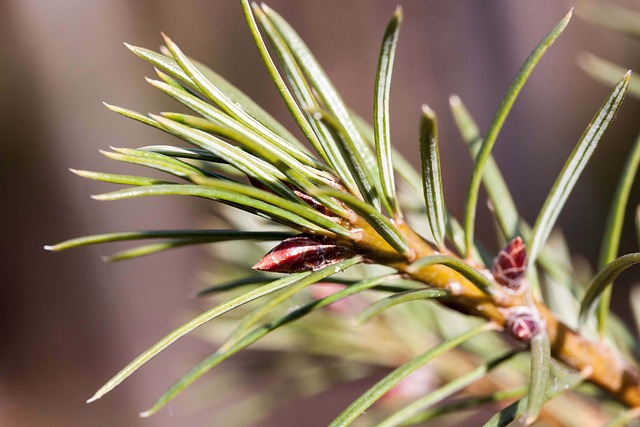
[1,1,639,426]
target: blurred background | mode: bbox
[1,0,639,426]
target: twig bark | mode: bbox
[350,216,640,409]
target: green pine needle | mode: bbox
[373,7,403,218]
[419,104,447,249]
[523,333,551,425]
[450,95,520,241]
[595,131,640,334]
[139,257,362,417]
[407,255,495,296]
[261,4,382,210]
[579,252,640,328]
[329,323,495,427]
[528,71,630,267]
[313,187,409,255]
[463,10,572,256]
[355,288,448,326]
[375,350,520,427]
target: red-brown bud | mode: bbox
[252,234,353,273]
[491,237,527,290]
[506,309,540,342]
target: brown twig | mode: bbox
[348,216,640,409]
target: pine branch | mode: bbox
[47,2,640,423]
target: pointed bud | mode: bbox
[253,234,354,273]
[491,236,527,290]
[506,309,540,342]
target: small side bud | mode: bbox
[253,234,353,273]
[506,309,540,342]
[248,177,343,217]
[491,236,527,290]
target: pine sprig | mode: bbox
[47,2,640,424]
